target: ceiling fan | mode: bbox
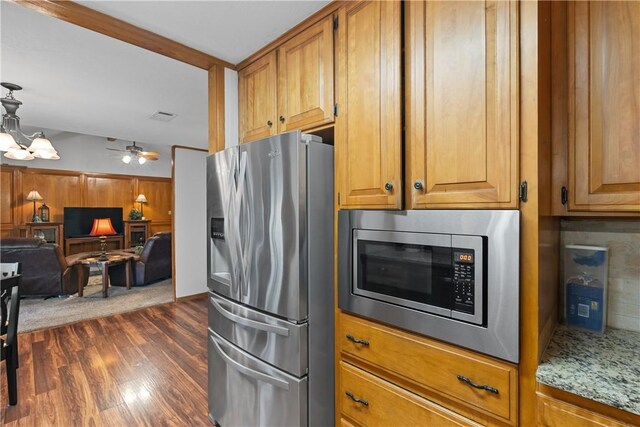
[107,141,159,164]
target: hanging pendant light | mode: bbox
[0,82,59,161]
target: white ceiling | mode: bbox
[0,1,330,150]
[77,1,330,64]
[1,2,208,148]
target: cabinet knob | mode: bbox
[384,182,393,191]
[279,115,285,123]
[414,181,424,190]
[267,120,273,127]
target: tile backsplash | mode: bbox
[560,219,640,332]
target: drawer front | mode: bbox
[339,313,517,422]
[536,394,628,427]
[208,330,307,427]
[208,292,308,376]
[340,361,481,427]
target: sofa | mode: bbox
[0,238,90,296]
[109,231,172,286]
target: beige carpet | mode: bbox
[18,275,174,333]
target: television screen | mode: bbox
[63,207,124,238]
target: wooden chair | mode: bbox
[1,262,21,406]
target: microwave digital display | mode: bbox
[454,251,474,263]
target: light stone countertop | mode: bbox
[536,325,640,416]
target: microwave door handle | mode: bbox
[210,295,289,336]
[210,335,290,390]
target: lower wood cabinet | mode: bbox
[338,312,518,426]
[536,393,629,427]
[340,361,480,427]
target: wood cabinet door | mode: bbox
[406,1,519,208]
[536,393,628,427]
[336,1,402,209]
[277,16,334,133]
[568,1,640,212]
[238,51,277,144]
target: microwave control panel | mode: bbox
[453,250,475,314]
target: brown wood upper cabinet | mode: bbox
[278,16,335,133]
[336,1,403,209]
[406,1,519,209]
[567,1,640,212]
[238,51,277,143]
[238,16,335,144]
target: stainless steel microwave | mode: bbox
[338,210,520,363]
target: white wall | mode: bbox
[173,146,208,298]
[224,68,239,149]
[1,126,171,177]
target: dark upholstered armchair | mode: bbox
[0,238,89,296]
[109,231,172,286]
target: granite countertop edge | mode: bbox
[536,325,640,416]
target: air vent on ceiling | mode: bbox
[149,111,177,122]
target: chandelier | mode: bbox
[0,82,59,161]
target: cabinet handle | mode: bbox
[345,391,369,407]
[279,115,285,123]
[457,375,499,394]
[561,186,568,206]
[414,181,424,190]
[384,182,393,191]
[346,334,369,347]
[267,120,273,127]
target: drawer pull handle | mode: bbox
[345,391,369,407]
[346,334,369,347]
[457,375,499,394]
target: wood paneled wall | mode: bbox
[0,165,171,238]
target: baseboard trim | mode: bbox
[175,292,207,302]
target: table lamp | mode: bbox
[135,194,148,217]
[26,190,43,222]
[89,218,117,260]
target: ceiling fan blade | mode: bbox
[143,156,159,161]
[140,151,160,156]
[106,148,127,152]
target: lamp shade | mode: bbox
[0,130,19,151]
[26,190,43,201]
[5,147,34,160]
[28,136,56,153]
[89,218,117,236]
[135,194,148,203]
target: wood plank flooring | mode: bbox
[1,297,209,426]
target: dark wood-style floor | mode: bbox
[0,297,209,426]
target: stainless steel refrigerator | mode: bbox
[206,131,334,427]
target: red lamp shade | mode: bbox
[89,218,117,236]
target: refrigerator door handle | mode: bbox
[236,151,250,298]
[210,295,290,337]
[210,335,290,390]
[225,152,242,298]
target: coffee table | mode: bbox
[78,253,135,298]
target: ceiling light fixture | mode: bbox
[0,82,59,161]
[108,141,159,164]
